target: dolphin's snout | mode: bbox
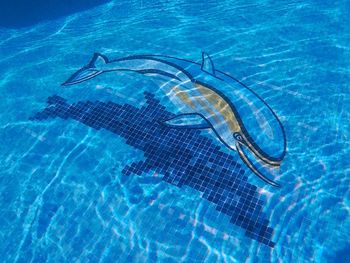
[236,142,281,187]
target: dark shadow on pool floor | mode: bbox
[0,0,110,28]
[30,92,277,247]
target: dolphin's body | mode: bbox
[62,52,287,187]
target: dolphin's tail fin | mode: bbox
[87,53,109,69]
[62,53,108,86]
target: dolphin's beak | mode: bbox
[236,142,281,187]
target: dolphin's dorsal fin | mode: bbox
[201,52,216,76]
[88,53,108,68]
[161,113,211,129]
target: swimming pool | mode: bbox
[0,1,349,262]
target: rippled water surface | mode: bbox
[0,1,349,262]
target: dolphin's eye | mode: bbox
[233,132,243,142]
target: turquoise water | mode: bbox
[1,1,349,262]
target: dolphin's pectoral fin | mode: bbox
[161,113,211,129]
[201,52,216,76]
[236,142,281,188]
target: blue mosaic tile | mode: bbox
[30,92,276,247]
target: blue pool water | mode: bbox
[1,1,349,262]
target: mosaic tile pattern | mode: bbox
[30,92,275,247]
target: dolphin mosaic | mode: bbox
[30,93,277,247]
[62,52,287,187]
